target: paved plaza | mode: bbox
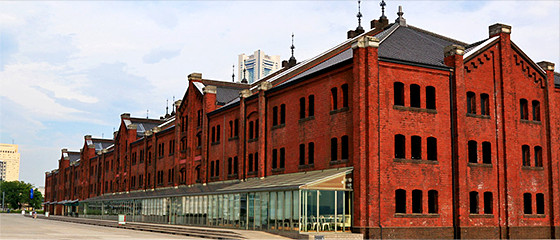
[0,213,191,239]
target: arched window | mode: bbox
[482,142,491,164]
[272,149,278,169]
[331,138,338,161]
[536,193,544,214]
[299,144,305,165]
[411,136,421,159]
[427,137,437,161]
[523,193,532,214]
[468,141,478,163]
[227,158,232,175]
[469,191,479,214]
[410,84,421,108]
[233,157,238,174]
[272,107,278,126]
[331,87,338,110]
[484,192,493,214]
[279,148,285,168]
[280,104,286,124]
[467,92,476,114]
[412,190,423,213]
[481,94,490,116]
[308,142,315,165]
[522,145,530,166]
[394,82,404,106]
[534,146,542,167]
[248,121,254,139]
[248,154,254,172]
[342,84,349,108]
[520,99,528,120]
[395,134,405,159]
[341,135,349,160]
[299,97,306,119]
[532,100,540,121]
[308,95,315,117]
[395,189,406,213]
[428,190,438,213]
[426,86,436,109]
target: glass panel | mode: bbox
[254,193,261,230]
[248,193,255,229]
[223,194,230,226]
[277,191,284,230]
[285,191,292,230]
[293,190,300,231]
[240,193,247,229]
[319,191,335,232]
[234,194,240,228]
[218,195,223,226]
[270,192,277,230]
[229,194,234,224]
[306,190,318,232]
[261,192,269,230]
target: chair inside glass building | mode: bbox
[79,168,353,233]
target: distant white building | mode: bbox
[0,144,20,181]
[238,50,281,84]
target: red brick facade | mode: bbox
[45,16,559,238]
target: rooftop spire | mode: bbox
[241,60,248,83]
[232,64,235,82]
[357,0,363,31]
[290,33,295,61]
[380,0,386,18]
[395,5,407,26]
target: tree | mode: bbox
[0,181,44,209]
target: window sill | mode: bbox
[228,136,239,141]
[211,142,220,146]
[298,116,315,123]
[520,119,542,125]
[522,166,544,171]
[393,158,439,164]
[330,107,349,115]
[394,213,440,218]
[523,214,546,218]
[468,163,493,168]
[470,214,494,218]
[466,113,490,119]
[330,159,349,165]
[393,105,437,114]
[271,124,285,130]
[248,138,258,143]
[272,168,285,173]
[298,164,315,169]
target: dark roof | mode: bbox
[275,48,353,89]
[378,25,466,67]
[216,86,242,105]
[90,139,113,151]
[555,72,560,88]
[129,118,164,137]
[67,152,80,164]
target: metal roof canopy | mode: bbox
[81,168,353,203]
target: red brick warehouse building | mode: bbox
[44,4,560,239]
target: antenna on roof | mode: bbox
[102,133,104,139]
[146,109,149,119]
[290,33,295,61]
[232,64,235,82]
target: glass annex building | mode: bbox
[79,168,353,233]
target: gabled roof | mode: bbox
[67,152,80,164]
[124,117,165,137]
[86,138,113,151]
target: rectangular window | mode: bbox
[280,104,286,124]
[272,149,278,169]
[341,135,349,160]
[532,100,541,121]
[299,97,306,119]
[395,135,405,159]
[468,141,478,163]
[427,137,437,161]
[523,193,532,214]
[395,189,406,213]
[534,146,543,167]
[299,144,305,166]
[536,193,544,214]
[411,136,421,159]
[248,154,254,172]
[520,99,528,120]
[331,87,338,110]
[279,148,285,169]
[410,84,421,108]
[308,142,315,165]
[481,94,489,116]
[470,191,479,214]
[426,86,436,109]
[412,190,423,213]
[484,192,493,214]
[522,145,530,166]
[394,82,404,106]
[428,190,438,213]
[482,142,491,164]
[331,138,338,161]
[273,106,278,126]
[467,92,476,114]
[308,95,315,117]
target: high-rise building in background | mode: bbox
[238,50,281,83]
[0,144,20,181]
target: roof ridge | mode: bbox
[407,25,468,46]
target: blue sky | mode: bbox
[0,1,558,188]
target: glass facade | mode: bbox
[79,189,352,232]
